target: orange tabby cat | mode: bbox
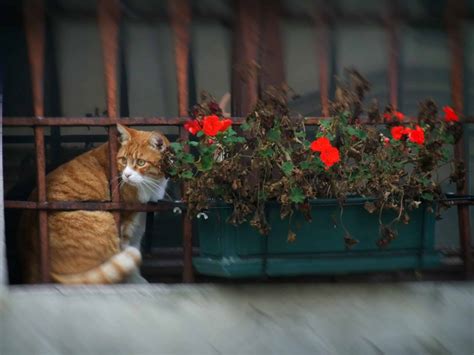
[19,125,169,284]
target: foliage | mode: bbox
[162,71,462,245]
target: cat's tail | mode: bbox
[51,246,142,284]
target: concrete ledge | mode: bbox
[1,282,473,354]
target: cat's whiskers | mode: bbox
[141,177,173,201]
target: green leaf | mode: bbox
[290,187,305,204]
[198,154,213,171]
[197,130,204,138]
[421,192,434,201]
[295,130,306,139]
[441,147,451,160]
[281,161,294,176]
[319,120,331,130]
[170,142,183,152]
[300,161,311,170]
[168,168,178,176]
[241,122,250,131]
[445,135,454,144]
[267,128,281,142]
[347,126,367,139]
[188,141,199,147]
[183,153,194,163]
[181,171,193,179]
[260,148,274,158]
[420,177,431,187]
[234,137,246,143]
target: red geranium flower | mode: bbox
[320,146,340,168]
[443,106,459,122]
[202,115,232,136]
[384,111,404,122]
[202,115,223,136]
[310,137,332,152]
[408,125,425,145]
[394,111,404,121]
[219,118,233,132]
[184,119,202,135]
[391,126,408,140]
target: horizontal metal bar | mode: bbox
[4,200,187,212]
[2,117,191,126]
[3,135,108,144]
[6,196,472,212]
[144,247,200,256]
[4,116,474,127]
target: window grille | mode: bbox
[2,0,472,284]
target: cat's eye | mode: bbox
[136,159,146,167]
[118,157,127,165]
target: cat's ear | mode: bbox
[117,124,131,144]
[149,132,166,152]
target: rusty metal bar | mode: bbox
[231,0,260,116]
[5,197,471,211]
[387,1,400,108]
[3,117,186,126]
[4,200,186,212]
[97,0,121,230]
[169,0,191,117]
[169,0,194,283]
[259,0,285,92]
[4,115,474,127]
[23,0,50,283]
[314,3,330,117]
[447,0,473,278]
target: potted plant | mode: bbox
[163,70,463,278]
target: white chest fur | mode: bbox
[123,212,146,248]
[122,177,169,249]
[137,177,169,203]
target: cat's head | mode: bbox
[116,124,170,186]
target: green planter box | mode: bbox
[193,198,441,278]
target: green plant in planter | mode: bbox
[163,70,462,247]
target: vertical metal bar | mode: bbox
[447,0,472,278]
[387,1,400,109]
[314,3,330,117]
[97,0,121,229]
[169,0,191,117]
[231,0,260,116]
[259,0,285,92]
[169,0,194,282]
[23,0,50,283]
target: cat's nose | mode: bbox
[124,172,132,179]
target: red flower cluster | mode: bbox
[383,110,404,122]
[184,120,201,135]
[390,125,425,145]
[408,125,425,145]
[184,115,233,137]
[310,137,340,168]
[443,106,459,122]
